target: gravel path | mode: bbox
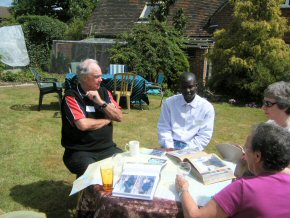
[0,82,35,88]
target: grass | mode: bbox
[0,85,266,217]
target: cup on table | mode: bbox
[177,161,191,177]
[125,140,140,156]
[100,164,114,192]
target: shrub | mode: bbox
[17,15,67,71]
[0,55,5,72]
[0,69,34,82]
[208,0,290,101]
[109,20,189,93]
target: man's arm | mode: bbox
[188,105,215,151]
[63,92,121,131]
[75,118,112,131]
[86,90,123,122]
[158,102,174,148]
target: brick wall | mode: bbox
[187,47,208,85]
[281,8,290,43]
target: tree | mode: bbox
[109,20,189,92]
[11,0,97,23]
[150,0,176,22]
[18,15,67,70]
[208,0,290,101]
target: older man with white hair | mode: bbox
[61,59,123,178]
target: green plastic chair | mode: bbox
[30,68,63,111]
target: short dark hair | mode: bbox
[251,123,290,171]
[264,81,290,115]
[180,72,196,82]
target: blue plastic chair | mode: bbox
[108,64,127,75]
[70,62,80,74]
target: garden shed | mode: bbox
[51,38,115,74]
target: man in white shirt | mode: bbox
[158,72,215,151]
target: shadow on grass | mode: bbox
[10,180,77,218]
[10,102,60,112]
[10,103,62,118]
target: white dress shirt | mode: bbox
[158,94,215,151]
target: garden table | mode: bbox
[74,150,235,218]
[101,74,149,108]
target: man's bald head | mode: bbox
[180,72,196,84]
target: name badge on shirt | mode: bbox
[86,106,95,112]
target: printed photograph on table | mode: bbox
[112,162,162,200]
[137,176,155,194]
[149,149,166,156]
[195,155,226,173]
[148,157,167,166]
[114,175,155,195]
[187,153,235,185]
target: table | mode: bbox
[77,185,183,218]
[101,74,149,108]
[74,150,235,218]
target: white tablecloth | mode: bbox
[70,148,235,206]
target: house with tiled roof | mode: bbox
[82,0,290,84]
[54,0,289,81]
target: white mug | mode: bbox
[125,140,140,156]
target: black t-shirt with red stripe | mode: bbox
[61,82,116,151]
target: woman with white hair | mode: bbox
[234,81,290,177]
[262,81,290,130]
[176,123,290,218]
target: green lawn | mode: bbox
[0,85,266,217]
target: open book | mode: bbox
[215,144,244,163]
[112,162,164,200]
[167,149,235,185]
[166,148,207,162]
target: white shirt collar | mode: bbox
[181,94,200,108]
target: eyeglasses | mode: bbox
[262,100,277,107]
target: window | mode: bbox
[138,2,160,21]
[281,0,290,8]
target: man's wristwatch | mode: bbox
[101,102,108,109]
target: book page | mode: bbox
[122,162,163,176]
[215,144,243,163]
[167,149,207,161]
[148,157,168,167]
[188,154,226,174]
[113,175,157,197]
[140,148,166,157]
[113,162,162,200]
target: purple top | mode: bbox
[214,172,290,218]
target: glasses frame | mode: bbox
[262,100,277,107]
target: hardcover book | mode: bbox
[112,162,164,200]
[215,143,244,163]
[167,149,235,185]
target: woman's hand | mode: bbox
[175,174,189,193]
